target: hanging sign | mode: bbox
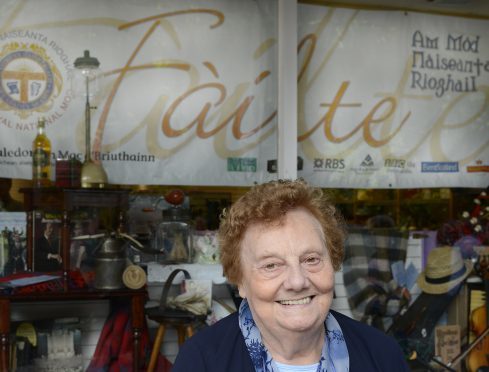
[298,6,489,188]
[0,0,277,186]
[1,2,488,188]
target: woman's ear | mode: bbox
[238,284,246,299]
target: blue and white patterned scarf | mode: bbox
[238,299,349,372]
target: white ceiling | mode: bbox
[301,0,489,19]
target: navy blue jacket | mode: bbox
[172,309,410,371]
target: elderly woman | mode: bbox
[173,180,409,371]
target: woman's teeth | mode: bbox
[279,297,312,305]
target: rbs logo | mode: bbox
[314,158,345,170]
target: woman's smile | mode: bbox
[277,295,315,306]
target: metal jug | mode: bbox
[94,234,127,290]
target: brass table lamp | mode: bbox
[74,50,108,188]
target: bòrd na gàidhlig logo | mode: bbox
[0,31,72,125]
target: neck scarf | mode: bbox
[238,299,349,372]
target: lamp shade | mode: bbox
[74,50,100,70]
[71,50,101,98]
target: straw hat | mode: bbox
[417,246,473,294]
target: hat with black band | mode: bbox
[417,246,473,294]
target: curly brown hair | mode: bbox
[218,179,346,285]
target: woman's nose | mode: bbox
[283,264,309,291]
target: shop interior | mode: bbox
[0,0,488,371]
[2,179,488,371]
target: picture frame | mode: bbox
[0,212,27,277]
[33,210,63,272]
[434,324,460,367]
[68,209,101,272]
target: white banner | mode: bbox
[298,6,489,188]
[1,1,488,188]
[0,0,278,186]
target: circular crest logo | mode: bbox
[0,42,62,120]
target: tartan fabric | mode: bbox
[87,303,172,372]
[342,227,409,331]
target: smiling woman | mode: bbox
[172,179,410,372]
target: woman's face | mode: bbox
[238,208,335,339]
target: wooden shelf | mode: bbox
[0,187,147,371]
[0,287,147,371]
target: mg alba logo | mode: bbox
[0,42,63,120]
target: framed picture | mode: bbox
[0,212,27,277]
[69,209,101,272]
[33,211,63,272]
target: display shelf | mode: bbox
[0,187,148,371]
[0,287,146,371]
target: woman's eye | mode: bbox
[304,256,321,265]
[263,262,280,271]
